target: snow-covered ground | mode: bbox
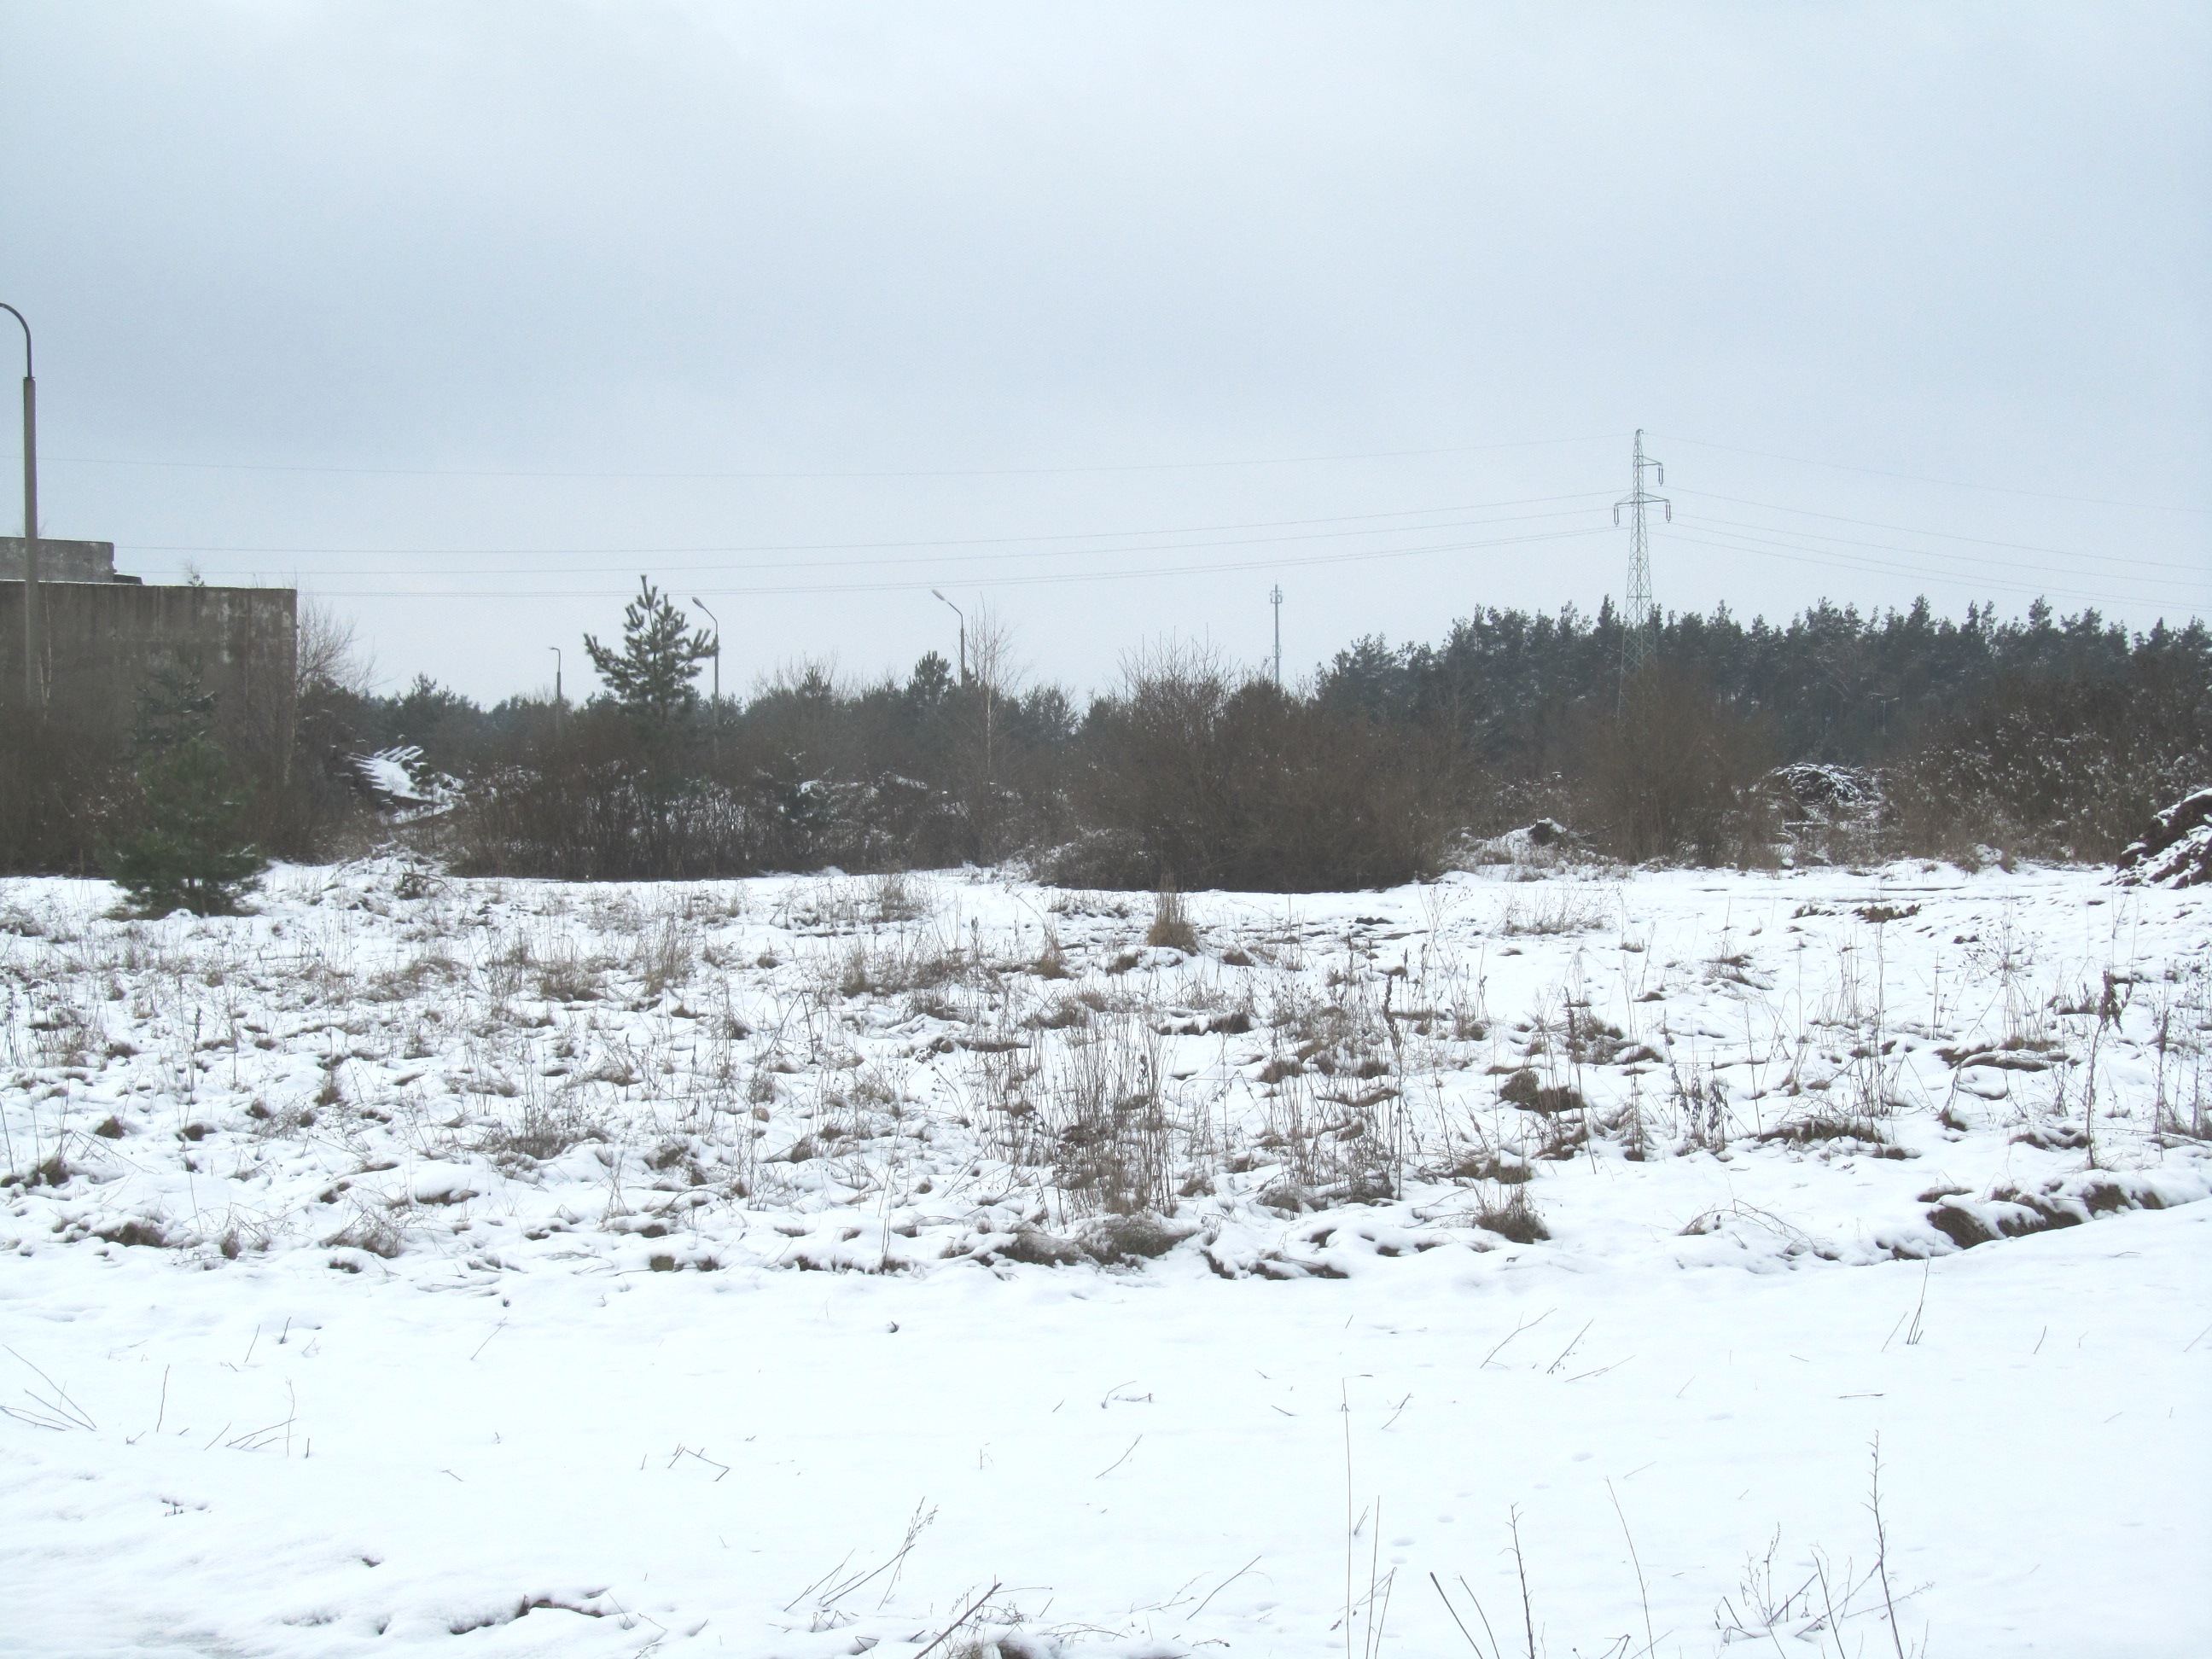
[3,859,2207,1658]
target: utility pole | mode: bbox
[1269,584,1284,689]
[1613,428,1670,696]
[2,304,36,717]
[690,597,721,703]
[931,589,968,686]
[549,646,563,730]
[690,597,724,766]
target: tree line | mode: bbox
[3,579,2204,902]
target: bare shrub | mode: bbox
[297,599,373,700]
[1576,660,1777,864]
[1060,643,1458,892]
[0,713,134,875]
[1889,652,2211,862]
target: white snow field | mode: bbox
[3,859,2207,1659]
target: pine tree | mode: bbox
[102,656,268,916]
[583,579,718,725]
[103,736,267,914]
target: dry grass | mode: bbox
[7,853,2197,1307]
[636,915,697,997]
[1145,888,1199,953]
[534,942,607,1003]
[1493,884,1611,937]
[1470,1183,1550,1243]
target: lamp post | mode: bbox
[690,597,724,765]
[690,597,721,704]
[1,303,36,716]
[931,589,967,686]
[549,646,562,730]
[1270,584,1284,690]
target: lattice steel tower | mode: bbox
[1615,428,1670,683]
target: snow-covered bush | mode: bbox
[2117,785,2212,888]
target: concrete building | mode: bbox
[1,537,141,584]
[1,541,295,744]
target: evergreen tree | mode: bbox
[904,650,955,710]
[583,579,717,725]
[103,736,267,914]
[102,661,265,915]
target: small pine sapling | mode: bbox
[582,578,718,728]
[103,735,268,916]
[102,661,266,916]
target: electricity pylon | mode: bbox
[1615,428,1670,690]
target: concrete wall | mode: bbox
[0,538,128,583]
[0,581,295,743]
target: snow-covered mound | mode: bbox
[1456,817,1574,867]
[2119,785,2212,888]
[350,744,461,820]
[1768,761,1879,823]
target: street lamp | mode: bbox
[690,597,721,704]
[931,589,967,686]
[548,645,562,709]
[1,302,37,716]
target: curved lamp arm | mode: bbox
[1,302,35,716]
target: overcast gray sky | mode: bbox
[4,2,2206,702]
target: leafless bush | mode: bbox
[1888,658,2209,862]
[1058,644,1459,892]
[0,713,135,875]
[1576,661,1778,864]
[2149,973,2210,1142]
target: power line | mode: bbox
[118,490,1613,564]
[1672,488,2209,573]
[69,424,2197,620]
[1668,527,2201,613]
[1676,513,2207,602]
[1651,432,2209,514]
[52,420,2207,516]
[155,504,1610,583]
[50,431,1616,483]
[290,523,1615,602]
